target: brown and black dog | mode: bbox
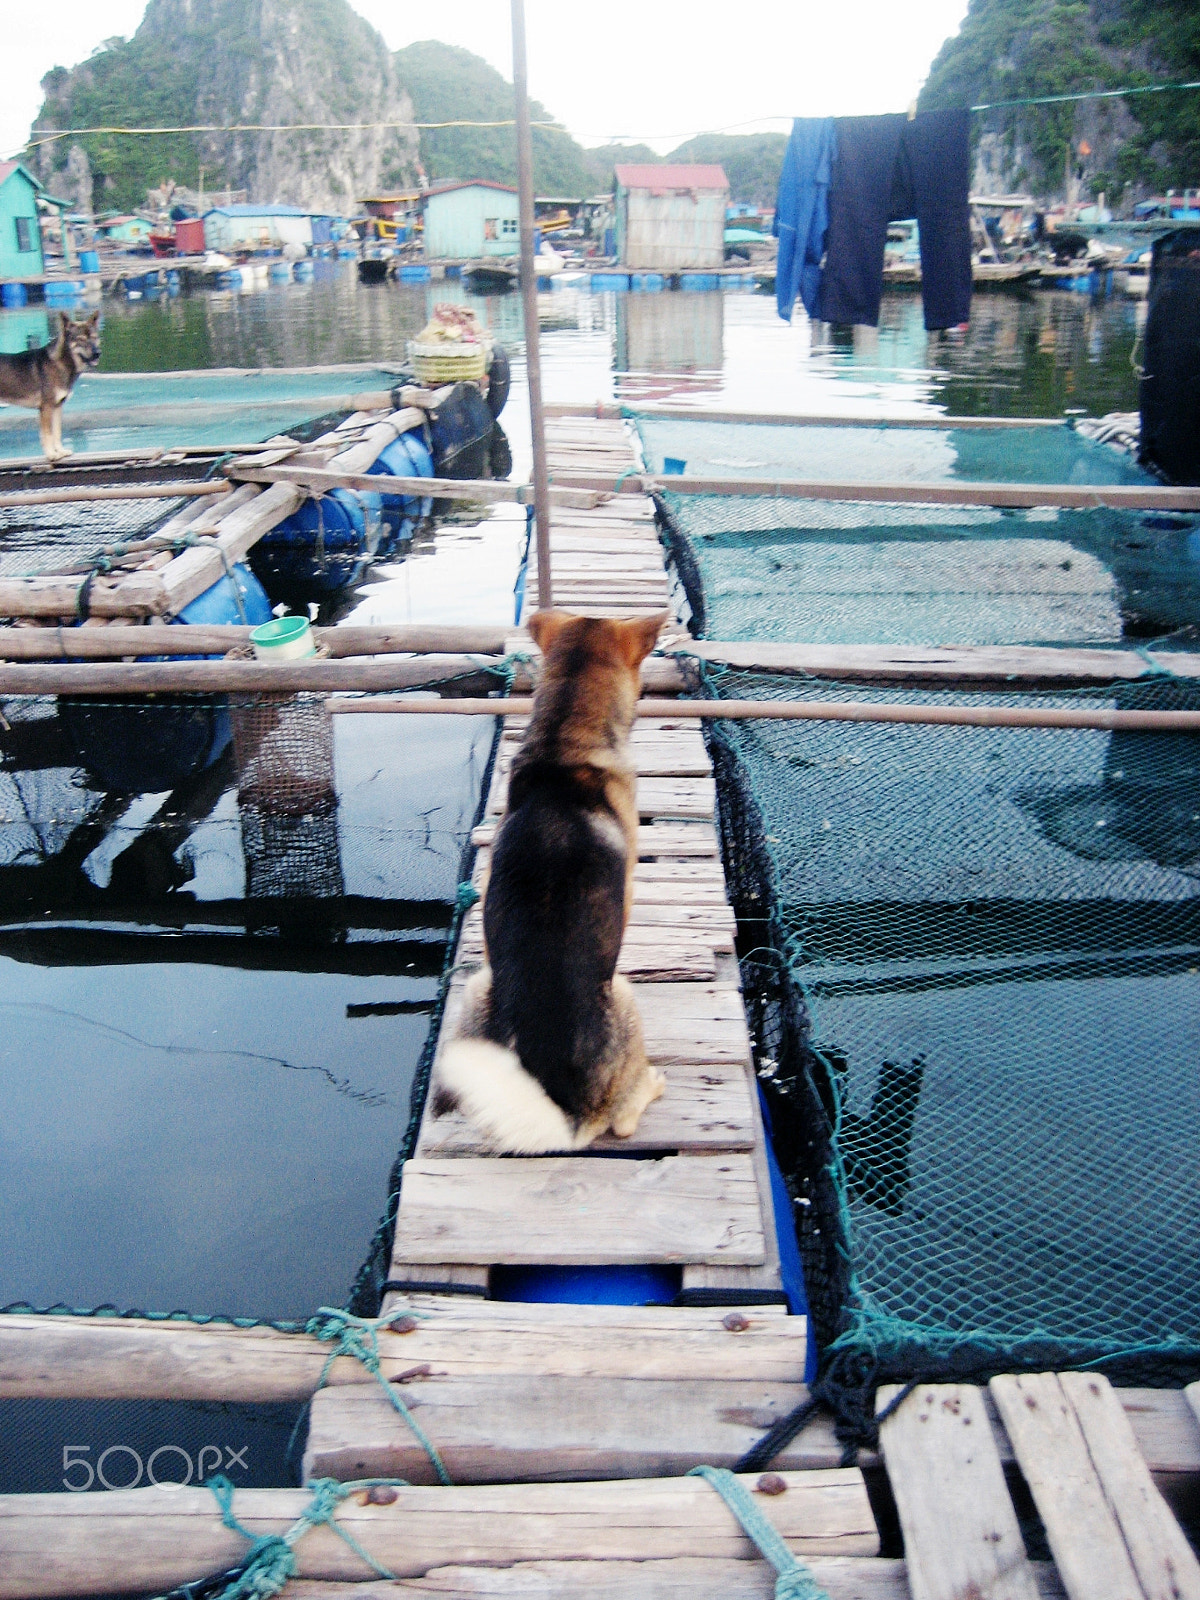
[433,608,669,1152]
[0,311,101,461]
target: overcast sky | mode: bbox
[4,0,971,161]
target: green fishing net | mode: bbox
[642,416,1200,1405]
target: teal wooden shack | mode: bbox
[0,162,49,279]
[423,182,520,260]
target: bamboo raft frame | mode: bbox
[0,405,420,621]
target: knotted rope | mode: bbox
[687,1466,834,1600]
[206,1472,395,1600]
[305,1305,452,1485]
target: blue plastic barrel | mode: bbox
[631,273,664,291]
[367,431,435,542]
[399,263,430,283]
[80,250,100,274]
[250,487,376,596]
[1,283,27,307]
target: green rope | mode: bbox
[687,1466,834,1600]
[305,1306,453,1486]
[207,1472,395,1599]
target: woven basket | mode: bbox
[408,339,489,385]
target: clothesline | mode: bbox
[17,80,1200,153]
[971,78,1200,112]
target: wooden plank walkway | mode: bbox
[310,415,793,1489]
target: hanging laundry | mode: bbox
[819,108,972,331]
[773,118,837,323]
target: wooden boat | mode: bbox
[357,254,392,284]
[465,260,518,293]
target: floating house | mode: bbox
[614,164,730,272]
[95,214,154,247]
[423,182,520,261]
[202,204,316,253]
[0,162,69,280]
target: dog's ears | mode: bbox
[615,609,669,668]
[85,310,100,330]
[526,609,574,655]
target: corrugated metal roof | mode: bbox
[614,164,729,190]
[425,181,519,199]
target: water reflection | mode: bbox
[77,266,1143,423]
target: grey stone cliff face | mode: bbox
[32,0,419,213]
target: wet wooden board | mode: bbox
[878,1383,1040,1600]
[990,1372,1200,1600]
[391,1154,766,1265]
[419,1056,755,1156]
[305,1373,814,1484]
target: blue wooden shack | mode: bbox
[0,162,56,280]
[423,182,520,260]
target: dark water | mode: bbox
[0,266,1150,1491]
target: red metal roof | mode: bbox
[614,164,729,190]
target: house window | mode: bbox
[501,218,518,236]
[484,218,498,241]
[14,216,36,253]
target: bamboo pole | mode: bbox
[0,623,513,659]
[231,463,608,509]
[554,473,1200,512]
[542,402,1070,430]
[0,481,231,509]
[511,0,553,607]
[329,696,1200,733]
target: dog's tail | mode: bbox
[434,1039,582,1154]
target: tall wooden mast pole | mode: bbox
[511,0,553,609]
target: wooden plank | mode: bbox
[488,774,714,820]
[285,1556,1069,1599]
[419,1057,754,1156]
[495,745,710,779]
[990,1373,1145,1600]
[471,822,720,857]
[0,1470,879,1596]
[455,912,726,981]
[878,1382,1040,1600]
[679,640,1200,688]
[548,471,1200,512]
[305,1372,822,1483]
[391,1154,766,1265]
[1057,1372,1200,1600]
[362,1297,806,1382]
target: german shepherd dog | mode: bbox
[0,311,101,461]
[433,608,670,1152]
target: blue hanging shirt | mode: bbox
[773,118,836,322]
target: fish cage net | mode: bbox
[644,416,1200,1431]
[232,693,344,908]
